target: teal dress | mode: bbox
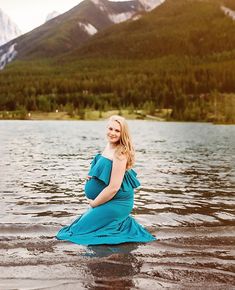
[56,154,156,245]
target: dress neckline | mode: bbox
[96,154,135,174]
[98,153,113,162]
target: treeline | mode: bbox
[0,54,235,122]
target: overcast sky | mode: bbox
[0,0,82,33]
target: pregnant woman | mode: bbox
[56,115,156,245]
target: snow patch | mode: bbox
[90,0,106,12]
[0,43,17,70]
[221,5,235,21]
[109,11,135,23]
[90,0,165,23]
[132,14,142,21]
[138,0,165,11]
[79,22,98,35]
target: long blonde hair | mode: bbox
[108,115,135,169]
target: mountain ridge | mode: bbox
[0,0,161,62]
[69,0,235,59]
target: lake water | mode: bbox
[0,120,234,289]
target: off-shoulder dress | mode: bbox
[56,153,156,245]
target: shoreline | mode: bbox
[0,110,234,124]
[0,110,168,122]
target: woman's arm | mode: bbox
[89,154,127,208]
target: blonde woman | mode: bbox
[56,115,156,245]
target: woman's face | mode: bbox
[106,120,121,145]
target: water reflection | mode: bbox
[84,243,140,289]
[85,243,139,258]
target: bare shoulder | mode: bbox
[111,153,127,177]
[113,152,128,164]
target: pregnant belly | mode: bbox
[84,177,106,199]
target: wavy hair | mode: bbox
[108,115,135,169]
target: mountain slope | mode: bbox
[0,0,152,62]
[69,0,235,59]
[0,9,21,46]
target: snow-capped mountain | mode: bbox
[89,0,165,23]
[0,0,166,69]
[0,9,21,46]
[45,11,60,22]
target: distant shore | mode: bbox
[0,109,234,124]
[0,109,169,121]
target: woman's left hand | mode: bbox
[87,198,95,208]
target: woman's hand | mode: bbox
[86,175,92,181]
[87,198,96,208]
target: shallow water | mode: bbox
[0,120,235,289]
